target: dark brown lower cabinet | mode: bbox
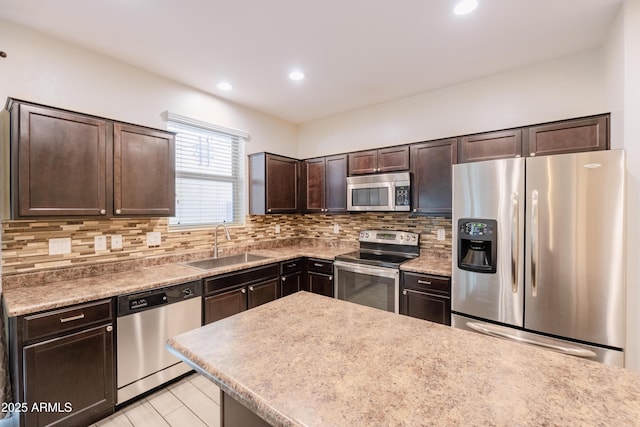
[9,299,115,427]
[400,272,451,326]
[280,258,304,297]
[303,258,334,298]
[247,279,280,309]
[203,263,280,324]
[204,288,248,324]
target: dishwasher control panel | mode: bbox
[117,280,202,316]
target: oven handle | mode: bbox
[333,261,399,279]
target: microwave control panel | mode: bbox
[395,186,410,206]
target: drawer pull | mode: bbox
[417,280,432,285]
[313,263,323,267]
[106,325,113,332]
[60,314,85,323]
[287,263,297,268]
[249,286,254,292]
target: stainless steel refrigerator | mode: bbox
[451,150,625,366]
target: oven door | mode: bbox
[334,261,400,313]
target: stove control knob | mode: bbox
[399,234,404,240]
[365,232,370,238]
[412,236,417,241]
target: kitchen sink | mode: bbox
[185,253,271,270]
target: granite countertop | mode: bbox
[2,244,452,317]
[167,292,640,426]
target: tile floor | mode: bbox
[91,373,221,427]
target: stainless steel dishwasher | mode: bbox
[116,280,202,404]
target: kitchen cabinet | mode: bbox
[400,272,451,326]
[7,99,175,219]
[8,299,115,427]
[458,129,523,163]
[249,152,299,214]
[203,263,279,324]
[304,258,334,297]
[113,123,175,216]
[457,114,609,164]
[410,138,457,216]
[280,258,304,297]
[303,154,347,213]
[348,145,409,175]
[524,115,609,157]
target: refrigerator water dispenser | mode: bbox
[457,219,497,273]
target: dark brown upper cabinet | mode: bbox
[303,154,347,213]
[348,145,409,175]
[458,114,609,164]
[410,138,457,216]
[524,115,609,157]
[458,129,523,163]
[7,99,175,219]
[113,123,175,216]
[249,152,299,214]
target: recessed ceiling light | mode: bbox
[216,81,234,91]
[289,71,305,81]
[454,0,478,15]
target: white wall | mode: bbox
[0,19,298,157]
[298,50,606,158]
[622,0,640,372]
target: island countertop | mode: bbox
[167,292,640,426]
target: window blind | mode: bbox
[167,116,246,227]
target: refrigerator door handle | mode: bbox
[531,190,539,297]
[466,322,597,358]
[511,192,519,294]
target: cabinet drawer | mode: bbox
[204,264,279,295]
[23,299,113,343]
[280,258,303,275]
[402,273,450,295]
[305,258,333,275]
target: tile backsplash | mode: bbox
[1,213,451,275]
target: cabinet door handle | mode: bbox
[267,209,272,213]
[60,314,85,323]
[249,286,254,292]
[402,290,408,295]
[100,209,106,215]
[313,263,323,268]
[241,288,246,294]
[282,277,286,282]
[106,325,113,332]
[329,276,333,281]
[417,280,432,285]
[115,209,122,214]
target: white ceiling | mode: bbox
[0,0,623,124]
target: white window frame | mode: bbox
[166,112,249,228]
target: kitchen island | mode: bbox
[167,292,640,426]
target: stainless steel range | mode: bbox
[334,230,419,313]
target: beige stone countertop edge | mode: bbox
[3,246,452,317]
[1,246,349,317]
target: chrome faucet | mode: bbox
[213,222,231,258]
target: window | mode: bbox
[166,113,248,227]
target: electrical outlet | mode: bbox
[275,224,281,234]
[147,231,161,247]
[333,224,340,234]
[437,228,446,241]
[111,234,123,250]
[49,238,71,255]
[94,235,107,252]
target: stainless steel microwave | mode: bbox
[346,172,411,212]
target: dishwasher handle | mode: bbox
[117,280,202,316]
